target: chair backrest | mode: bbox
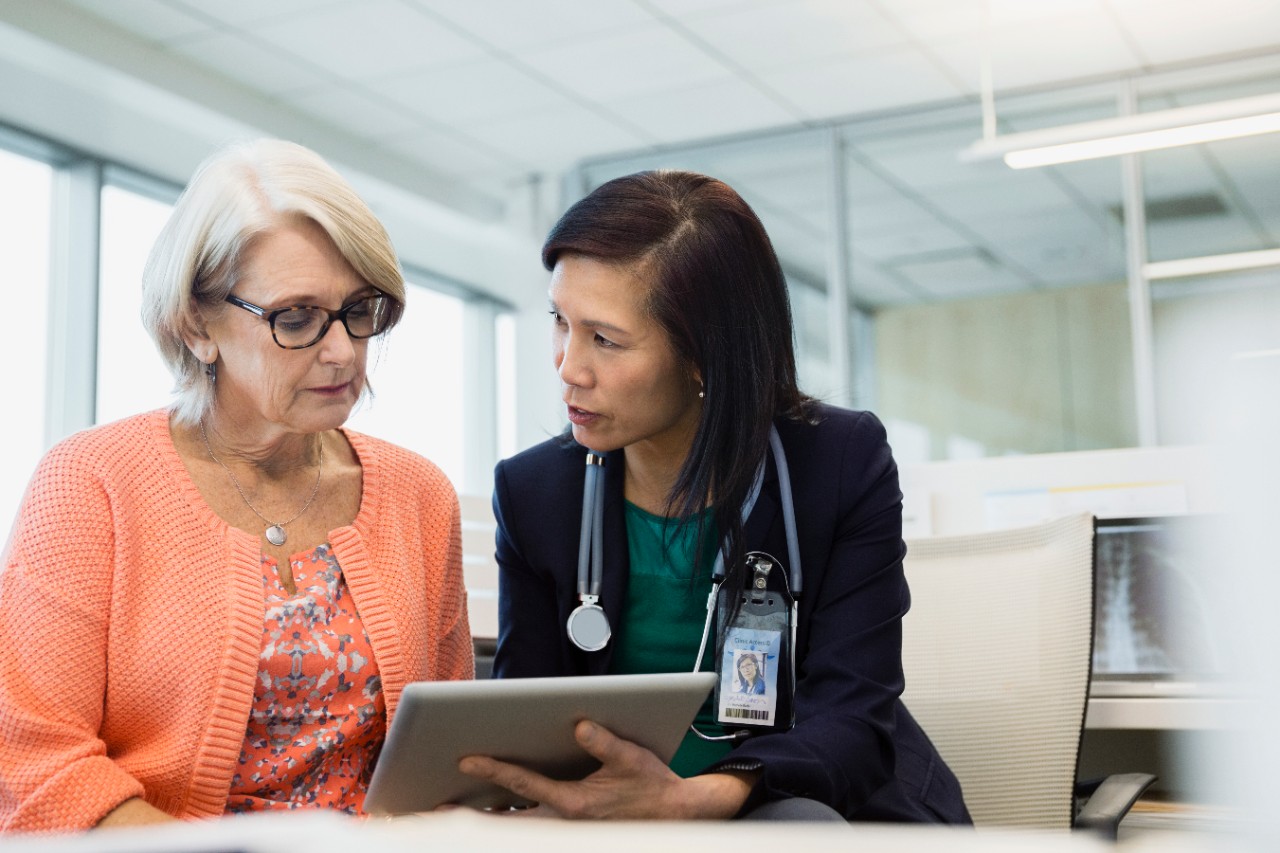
[900,513,1095,829]
[459,493,499,642]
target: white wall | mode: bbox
[899,444,1220,537]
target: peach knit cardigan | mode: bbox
[0,410,473,834]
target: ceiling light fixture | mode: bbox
[1144,248,1280,280]
[961,92,1280,168]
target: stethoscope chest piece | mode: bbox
[567,596,611,652]
[566,427,802,659]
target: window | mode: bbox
[0,147,53,529]
[96,183,177,425]
[345,281,469,490]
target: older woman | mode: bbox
[0,140,472,834]
[466,171,969,823]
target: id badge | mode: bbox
[714,552,795,732]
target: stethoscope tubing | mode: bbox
[573,424,802,638]
[576,454,606,598]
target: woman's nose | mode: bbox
[556,335,591,389]
[316,318,356,365]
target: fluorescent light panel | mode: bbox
[1005,111,1280,168]
[962,92,1280,168]
[1144,248,1280,280]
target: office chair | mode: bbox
[460,493,500,678]
[900,512,1154,838]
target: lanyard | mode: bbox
[566,426,802,652]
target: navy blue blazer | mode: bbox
[491,404,970,823]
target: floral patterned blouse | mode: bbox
[225,544,386,815]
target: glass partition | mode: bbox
[848,96,1135,461]
[573,56,1279,461]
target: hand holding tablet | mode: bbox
[364,672,717,815]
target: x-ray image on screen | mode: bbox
[1092,516,1227,681]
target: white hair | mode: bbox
[141,138,405,425]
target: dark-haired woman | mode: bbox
[462,171,970,824]
[734,654,766,696]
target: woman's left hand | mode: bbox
[457,720,757,820]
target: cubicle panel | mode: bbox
[459,493,498,641]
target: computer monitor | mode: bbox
[1090,514,1233,697]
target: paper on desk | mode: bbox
[984,481,1189,530]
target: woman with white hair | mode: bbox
[0,139,472,834]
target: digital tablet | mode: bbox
[364,671,717,814]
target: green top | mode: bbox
[608,501,731,777]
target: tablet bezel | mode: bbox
[364,671,717,814]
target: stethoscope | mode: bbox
[566,425,803,654]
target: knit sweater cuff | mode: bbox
[4,755,145,835]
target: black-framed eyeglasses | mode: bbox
[225,293,392,349]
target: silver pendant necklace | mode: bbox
[199,420,324,547]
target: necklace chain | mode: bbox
[198,420,324,546]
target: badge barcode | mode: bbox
[723,707,770,720]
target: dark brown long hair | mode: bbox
[543,170,815,576]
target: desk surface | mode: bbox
[1085,696,1250,730]
[4,809,1245,853]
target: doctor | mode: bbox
[464,170,970,824]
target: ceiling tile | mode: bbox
[898,250,1032,299]
[290,84,424,137]
[607,78,797,145]
[736,174,831,226]
[876,0,987,42]
[758,47,968,121]
[1109,0,1280,65]
[1205,135,1280,222]
[929,11,1140,92]
[167,31,330,96]
[750,194,829,243]
[844,156,911,199]
[961,207,1122,279]
[377,58,576,126]
[852,124,991,193]
[170,0,349,29]
[928,175,1080,222]
[379,125,523,179]
[663,131,828,182]
[856,223,973,263]
[677,0,909,73]
[416,0,652,52]
[516,23,734,103]
[62,0,213,42]
[1033,158,1124,210]
[848,259,923,306]
[1140,146,1222,201]
[849,194,937,237]
[645,0,782,16]
[250,0,487,81]
[460,106,648,171]
[1136,56,1280,105]
[1148,214,1261,261]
